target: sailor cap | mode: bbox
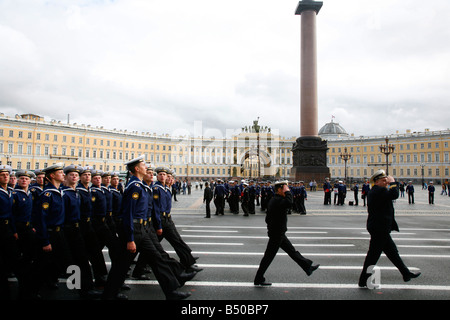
[370,169,387,184]
[63,165,82,174]
[15,169,36,179]
[155,166,170,174]
[43,163,64,174]
[274,180,289,187]
[0,165,13,174]
[125,155,146,170]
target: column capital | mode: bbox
[295,0,323,15]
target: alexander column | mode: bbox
[291,0,330,182]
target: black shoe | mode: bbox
[186,265,203,273]
[403,271,421,282]
[254,281,272,286]
[179,271,197,284]
[306,264,320,276]
[166,290,191,300]
[121,284,131,291]
[116,293,129,300]
[132,274,151,280]
[358,273,369,288]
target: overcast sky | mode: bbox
[1,0,450,139]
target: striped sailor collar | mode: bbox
[109,185,122,193]
[91,185,104,193]
[14,186,31,196]
[0,185,11,196]
[125,175,145,191]
[76,182,89,191]
[30,185,43,192]
[153,181,167,191]
[43,183,64,196]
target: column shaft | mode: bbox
[300,10,318,137]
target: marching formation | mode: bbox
[0,157,201,300]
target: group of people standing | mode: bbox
[322,178,371,207]
[203,179,310,218]
[0,158,201,300]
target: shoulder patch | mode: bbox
[132,192,139,200]
[42,202,49,210]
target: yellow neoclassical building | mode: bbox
[1,113,450,183]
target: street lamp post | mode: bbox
[379,137,395,175]
[420,163,425,188]
[339,147,352,182]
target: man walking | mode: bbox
[358,170,420,287]
[254,180,319,286]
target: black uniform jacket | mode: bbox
[367,182,400,234]
[265,191,293,237]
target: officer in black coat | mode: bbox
[358,170,421,287]
[254,181,319,286]
[203,182,213,218]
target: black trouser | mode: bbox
[241,201,249,215]
[324,191,331,205]
[359,232,409,281]
[64,224,96,293]
[92,216,120,263]
[338,192,345,205]
[297,197,306,214]
[205,200,211,217]
[133,220,185,278]
[103,222,180,299]
[158,215,195,268]
[79,218,108,282]
[229,196,238,214]
[15,222,38,268]
[261,196,267,211]
[248,196,255,214]
[1,222,26,299]
[255,233,312,283]
[32,228,72,293]
[408,192,414,204]
[429,192,434,204]
[214,196,225,215]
